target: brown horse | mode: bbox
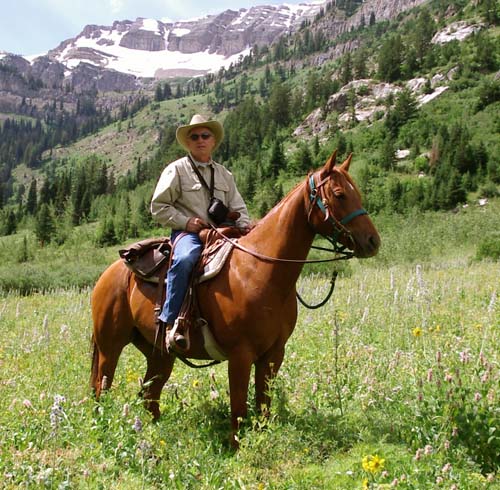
[90,151,380,446]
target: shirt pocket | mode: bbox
[180,176,203,194]
[213,178,230,201]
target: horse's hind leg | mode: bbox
[91,262,135,399]
[91,336,129,399]
[132,332,176,420]
[91,307,134,399]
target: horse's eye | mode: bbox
[333,188,345,199]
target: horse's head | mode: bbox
[307,150,380,258]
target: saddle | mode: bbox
[118,226,246,359]
[119,237,171,281]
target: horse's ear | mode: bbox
[340,153,353,172]
[321,149,337,176]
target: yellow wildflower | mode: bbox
[192,379,200,388]
[337,310,348,322]
[362,454,385,474]
[362,478,369,490]
[412,327,422,337]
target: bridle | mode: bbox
[307,171,368,258]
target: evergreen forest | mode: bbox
[0,0,499,292]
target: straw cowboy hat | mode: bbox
[176,114,224,152]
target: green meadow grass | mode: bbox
[0,257,498,489]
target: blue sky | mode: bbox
[1,0,317,56]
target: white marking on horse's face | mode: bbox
[347,182,355,191]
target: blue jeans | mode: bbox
[158,231,203,324]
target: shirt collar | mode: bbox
[189,154,213,167]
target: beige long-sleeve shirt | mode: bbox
[151,155,250,230]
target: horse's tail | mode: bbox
[90,333,99,394]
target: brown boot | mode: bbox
[173,331,188,350]
[166,320,189,352]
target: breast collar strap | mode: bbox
[308,173,368,249]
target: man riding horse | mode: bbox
[150,115,251,351]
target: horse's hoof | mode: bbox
[229,433,240,450]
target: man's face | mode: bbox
[187,127,216,162]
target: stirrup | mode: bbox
[166,318,190,352]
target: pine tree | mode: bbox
[154,84,164,102]
[114,196,130,241]
[2,209,17,235]
[412,9,436,66]
[17,235,30,263]
[353,49,369,79]
[312,136,320,157]
[289,143,314,175]
[268,82,291,128]
[269,139,287,178]
[340,52,353,85]
[135,198,155,232]
[26,179,37,215]
[380,134,396,170]
[479,0,499,25]
[378,35,403,82]
[35,203,55,246]
[163,83,172,100]
[96,216,118,247]
[39,179,52,206]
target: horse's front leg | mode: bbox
[255,344,285,417]
[227,348,254,449]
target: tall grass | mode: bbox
[0,257,498,488]
[0,201,499,487]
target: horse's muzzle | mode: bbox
[353,232,381,258]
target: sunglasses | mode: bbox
[189,132,212,141]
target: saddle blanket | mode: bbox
[198,241,234,283]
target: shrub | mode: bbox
[476,78,500,111]
[475,235,500,261]
[479,182,498,198]
[414,155,430,173]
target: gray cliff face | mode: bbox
[168,10,242,55]
[120,30,166,51]
[0,54,138,98]
[67,63,139,93]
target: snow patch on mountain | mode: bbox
[59,31,251,77]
